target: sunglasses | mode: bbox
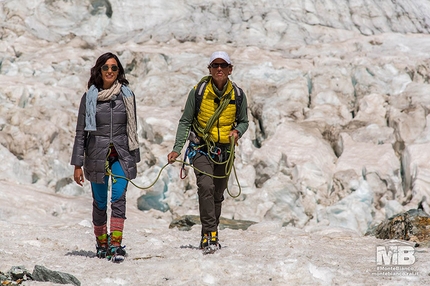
[209,63,230,69]
[101,64,119,72]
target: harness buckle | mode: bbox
[210,146,221,156]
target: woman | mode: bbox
[70,52,140,262]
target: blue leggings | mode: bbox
[91,160,128,225]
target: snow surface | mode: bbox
[1,181,429,285]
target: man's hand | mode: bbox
[74,166,84,186]
[167,151,179,164]
[229,130,240,145]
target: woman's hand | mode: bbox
[74,166,84,186]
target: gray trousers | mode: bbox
[92,191,127,226]
[192,152,228,234]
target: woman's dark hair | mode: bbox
[87,52,129,89]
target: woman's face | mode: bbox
[101,58,119,89]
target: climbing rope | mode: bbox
[179,135,241,198]
[191,89,232,166]
[104,136,242,198]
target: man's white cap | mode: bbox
[209,51,231,65]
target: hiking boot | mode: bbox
[200,233,209,249]
[208,231,221,248]
[96,246,108,259]
[95,233,108,259]
[203,231,221,254]
[106,231,126,262]
[107,245,126,262]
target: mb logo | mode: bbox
[376,245,416,265]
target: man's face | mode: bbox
[209,59,232,87]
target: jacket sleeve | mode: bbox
[132,92,141,163]
[234,91,249,138]
[172,88,196,154]
[70,93,88,166]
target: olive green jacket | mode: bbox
[172,79,249,154]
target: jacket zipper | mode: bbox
[217,120,220,143]
[110,99,113,144]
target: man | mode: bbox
[167,51,249,253]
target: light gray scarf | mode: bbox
[85,81,139,151]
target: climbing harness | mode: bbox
[180,134,241,198]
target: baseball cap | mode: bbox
[209,51,231,65]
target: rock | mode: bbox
[365,205,430,247]
[0,272,7,282]
[32,264,81,286]
[10,265,27,280]
[169,215,257,231]
[0,266,32,284]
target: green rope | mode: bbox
[182,135,241,198]
[105,161,170,190]
[104,83,241,197]
[192,88,232,163]
[104,137,242,198]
